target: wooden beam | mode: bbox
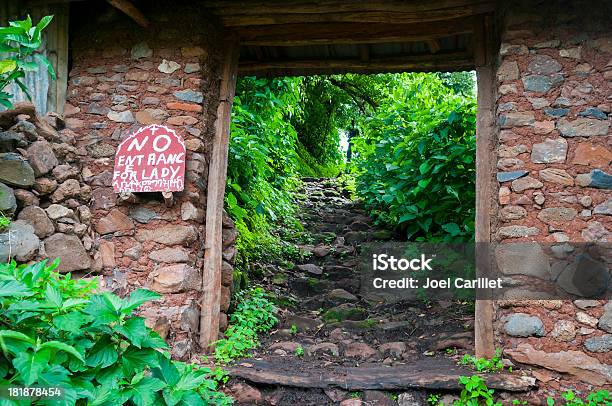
[199,35,240,351]
[359,45,370,62]
[106,0,149,28]
[239,52,474,75]
[426,39,441,54]
[472,15,487,66]
[474,61,496,358]
[205,0,496,16]
[237,19,473,46]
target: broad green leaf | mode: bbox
[39,341,85,362]
[0,280,31,297]
[0,60,16,74]
[122,289,160,314]
[13,350,50,385]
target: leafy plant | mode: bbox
[0,212,11,231]
[0,259,231,405]
[456,375,501,406]
[547,390,612,406]
[294,346,304,357]
[0,15,56,109]
[289,324,298,335]
[428,393,442,405]
[214,287,278,363]
[460,349,504,373]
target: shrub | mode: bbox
[353,73,476,241]
[0,259,231,405]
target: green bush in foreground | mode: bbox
[0,259,231,405]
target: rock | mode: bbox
[534,121,555,134]
[50,179,80,203]
[538,168,574,186]
[537,207,578,224]
[572,143,612,168]
[497,225,540,239]
[344,342,378,359]
[307,342,340,356]
[577,311,599,327]
[107,110,135,123]
[559,47,581,59]
[574,300,600,310]
[327,288,357,304]
[504,313,545,337]
[495,243,549,278]
[149,264,200,293]
[528,54,562,74]
[173,89,203,103]
[181,201,204,222]
[557,255,610,297]
[43,233,91,272]
[98,240,116,268]
[0,153,35,187]
[130,42,152,59]
[149,247,189,263]
[136,225,198,245]
[551,320,576,342]
[497,170,528,182]
[499,205,527,221]
[297,263,323,275]
[167,102,202,112]
[579,107,608,120]
[362,391,396,406]
[557,118,610,137]
[313,245,330,257]
[497,61,520,81]
[598,303,612,333]
[544,108,569,118]
[499,112,535,128]
[167,116,199,126]
[0,221,40,262]
[52,164,79,182]
[340,399,363,406]
[511,176,543,193]
[0,182,16,214]
[135,109,169,125]
[589,170,612,189]
[270,341,301,353]
[45,204,74,220]
[378,342,406,358]
[531,138,567,163]
[594,199,612,216]
[398,391,427,406]
[87,103,109,115]
[584,335,612,353]
[184,63,200,73]
[181,46,206,57]
[157,59,180,74]
[283,315,321,331]
[228,382,263,404]
[129,206,159,223]
[505,343,611,386]
[499,186,511,204]
[26,141,58,176]
[497,158,524,171]
[17,206,54,238]
[95,209,134,234]
[522,75,554,93]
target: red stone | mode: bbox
[166,102,202,112]
[572,143,612,168]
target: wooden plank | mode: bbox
[228,359,536,392]
[238,52,474,75]
[45,3,69,114]
[474,40,496,359]
[237,19,473,46]
[218,6,496,26]
[205,0,496,15]
[199,36,240,351]
[106,0,149,27]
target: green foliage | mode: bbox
[352,73,476,241]
[0,212,11,231]
[0,259,231,405]
[214,287,277,363]
[0,15,56,109]
[428,393,442,405]
[547,390,611,406]
[456,375,501,406]
[460,349,504,373]
[294,346,304,357]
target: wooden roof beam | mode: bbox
[106,0,149,28]
[238,18,473,46]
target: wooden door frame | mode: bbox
[200,30,498,358]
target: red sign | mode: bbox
[112,124,186,193]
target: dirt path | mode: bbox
[224,178,530,405]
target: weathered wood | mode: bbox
[239,52,474,76]
[426,39,441,54]
[237,19,474,46]
[228,359,536,392]
[44,3,69,114]
[162,191,174,207]
[106,0,149,27]
[474,24,496,359]
[205,0,495,16]
[199,36,240,351]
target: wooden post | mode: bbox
[474,15,496,359]
[199,36,240,351]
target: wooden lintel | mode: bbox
[106,0,150,28]
[472,15,487,66]
[238,52,474,75]
[162,191,174,207]
[237,18,473,46]
[199,35,240,351]
[359,44,370,62]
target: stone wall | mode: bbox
[494,1,612,390]
[59,1,237,359]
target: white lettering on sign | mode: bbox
[112,124,186,193]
